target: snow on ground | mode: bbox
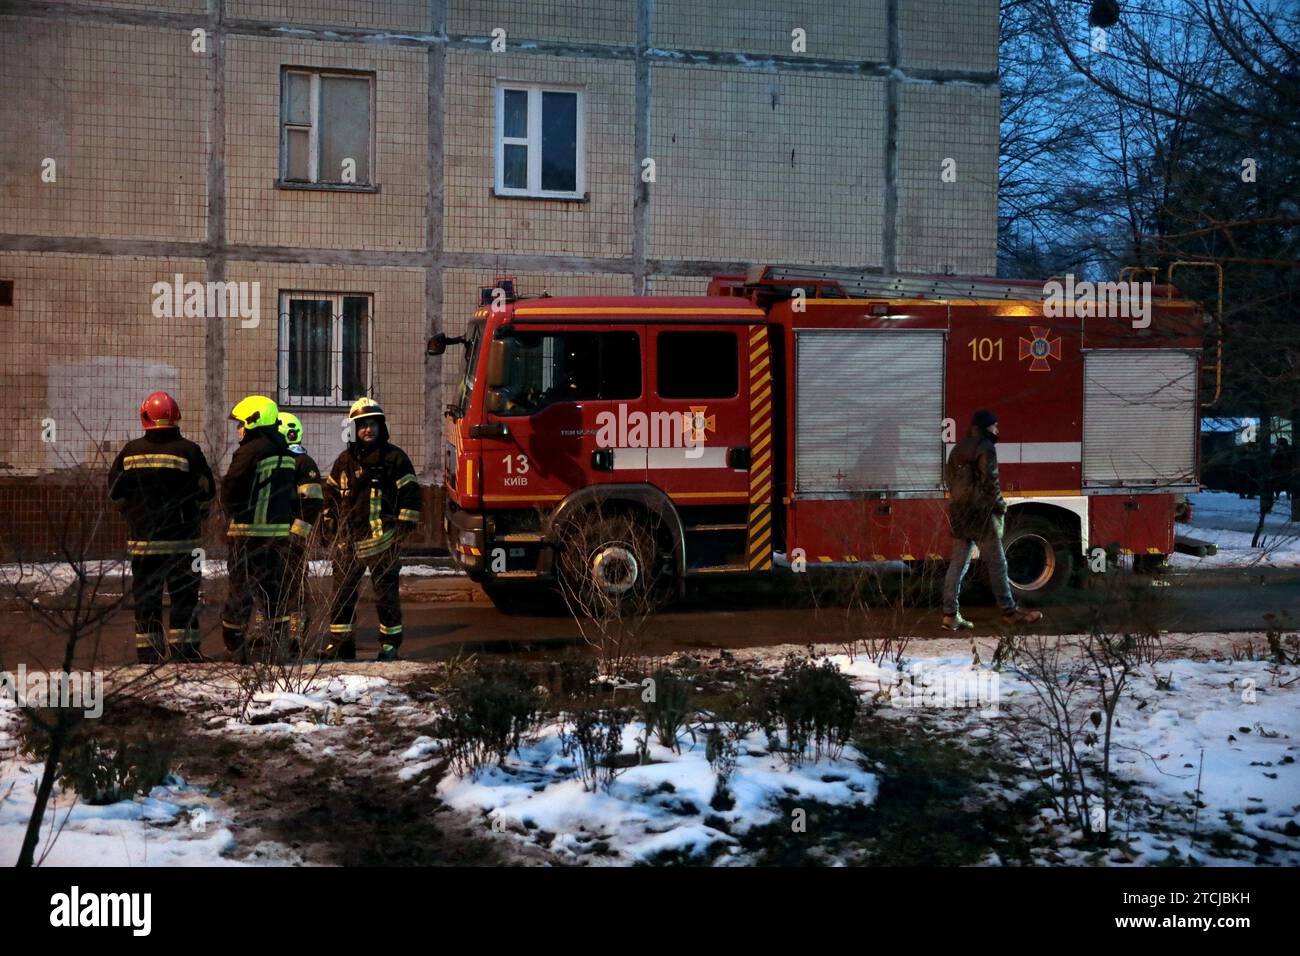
[1171,491,1300,569]
[0,708,301,866]
[0,670,409,866]
[432,722,876,864]
[837,650,1300,865]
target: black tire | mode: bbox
[1000,513,1076,603]
[554,511,663,613]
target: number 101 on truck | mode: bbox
[428,265,1216,612]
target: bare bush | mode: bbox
[553,501,669,676]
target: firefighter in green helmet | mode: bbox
[277,412,324,650]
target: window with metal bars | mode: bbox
[277,293,373,408]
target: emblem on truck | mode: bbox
[1019,326,1062,371]
[685,406,716,444]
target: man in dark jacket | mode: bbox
[109,391,215,663]
[220,395,298,661]
[941,409,1042,629]
[322,398,421,661]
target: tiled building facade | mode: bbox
[0,0,998,552]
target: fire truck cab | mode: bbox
[435,267,1207,611]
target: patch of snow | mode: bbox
[433,721,876,864]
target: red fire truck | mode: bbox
[431,266,1212,611]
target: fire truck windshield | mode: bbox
[454,319,484,418]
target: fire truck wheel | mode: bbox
[555,512,661,608]
[999,514,1076,602]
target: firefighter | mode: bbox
[941,409,1043,630]
[109,391,215,663]
[322,398,421,661]
[221,395,298,662]
[278,412,324,651]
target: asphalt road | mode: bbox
[3,566,1298,669]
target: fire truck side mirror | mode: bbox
[485,338,508,388]
[427,334,447,356]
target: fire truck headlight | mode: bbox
[459,530,479,549]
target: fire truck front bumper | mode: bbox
[446,508,486,577]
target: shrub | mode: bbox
[20,714,171,806]
[752,656,860,766]
[435,661,543,775]
[640,668,692,752]
[540,653,599,701]
[705,722,740,810]
[561,704,629,792]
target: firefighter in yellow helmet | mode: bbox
[220,395,298,662]
[277,413,324,648]
[321,397,421,661]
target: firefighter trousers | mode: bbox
[222,537,292,651]
[284,539,311,641]
[131,553,201,659]
[327,542,403,651]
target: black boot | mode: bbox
[318,638,356,662]
[377,642,400,662]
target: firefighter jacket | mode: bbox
[323,437,421,560]
[108,431,215,556]
[287,443,324,542]
[944,427,1008,539]
[221,426,298,539]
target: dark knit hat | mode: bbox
[971,409,998,429]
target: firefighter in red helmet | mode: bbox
[109,391,216,663]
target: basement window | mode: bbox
[494,84,585,200]
[279,68,376,190]
[0,281,12,307]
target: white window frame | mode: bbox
[280,69,376,186]
[278,292,374,408]
[494,83,586,199]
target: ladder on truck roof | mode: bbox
[750,265,1055,302]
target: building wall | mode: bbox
[0,252,209,474]
[449,0,635,45]
[649,66,886,266]
[0,0,999,553]
[225,37,429,251]
[443,51,636,257]
[0,19,208,242]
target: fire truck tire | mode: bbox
[997,513,1076,603]
[554,511,663,609]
